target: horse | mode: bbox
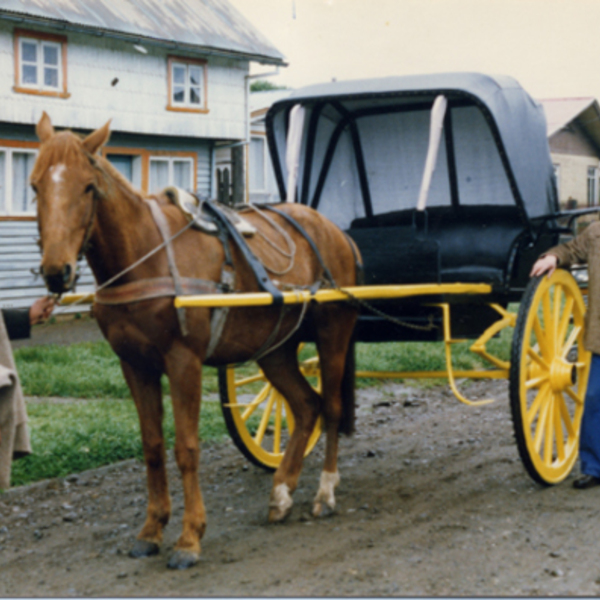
[31,112,360,569]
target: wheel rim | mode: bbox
[220,347,323,470]
[517,270,590,484]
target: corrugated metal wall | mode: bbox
[0,221,94,311]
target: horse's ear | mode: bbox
[82,120,111,155]
[36,111,54,143]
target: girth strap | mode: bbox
[146,199,189,335]
[95,276,219,305]
[203,201,284,306]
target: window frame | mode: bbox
[167,56,208,114]
[0,140,40,219]
[149,155,195,193]
[101,147,197,194]
[13,29,69,99]
[587,165,599,207]
[249,135,268,193]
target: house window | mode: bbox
[167,56,207,112]
[14,29,68,98]
[0,146,38,215]
[106,153,143,189]
[249,137,266,191]
[149,157,194,193]
[588,166,599,206]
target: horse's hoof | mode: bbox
[268,505,292,523]
[129,539,160,558]
[312,501,335,518]
[167,549,200,570]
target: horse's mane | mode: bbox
[32,129,148,206]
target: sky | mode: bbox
[229,0,600,101]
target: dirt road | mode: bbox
[1,378,600,597]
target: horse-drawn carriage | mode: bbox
[41,72,594,567]
[208,72,593,486]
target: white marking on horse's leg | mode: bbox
[268,483,293,522]
[312,470,340,517]
[50,163,66,184]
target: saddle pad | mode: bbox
[162,186,256,237]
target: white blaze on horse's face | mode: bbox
[32,111,111,294]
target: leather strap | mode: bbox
[95,276,219,305]
[146,199,189,335]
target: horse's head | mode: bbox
[32,112,110,294]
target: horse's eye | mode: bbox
[31,184,38,194]
[85,184,95,194]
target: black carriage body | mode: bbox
[264,73,561,341]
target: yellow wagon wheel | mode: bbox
[217,346,323,471]
[510,269,590,485]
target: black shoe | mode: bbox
[573,475,600,489]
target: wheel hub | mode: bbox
[549,357,576,392]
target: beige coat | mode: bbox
[546,221,600,355]
[0,313,30,490]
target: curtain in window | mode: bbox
[12,153,36,212]
[173,160,192,190]
[250,138,265,191]
[150,160,169,193]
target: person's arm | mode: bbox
[530,223,596,278]
[2,308,31,340]
[2,297,55,341]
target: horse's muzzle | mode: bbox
[41,263,74,294]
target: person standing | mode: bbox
[530,221,600,489]
[0,295,55,489]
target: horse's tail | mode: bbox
[338,340,356,436]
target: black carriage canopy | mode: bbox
[265,72,558,231]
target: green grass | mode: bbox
[10,398,228,488]
[6,322,514,488]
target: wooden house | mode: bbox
[0,0,284,310]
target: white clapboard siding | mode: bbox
[0,24,248,142]
[0,221,94,313]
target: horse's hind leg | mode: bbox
[120,361,171,558]
[312,305,357,518]
[258,342,322,523]
[164,345,205,570]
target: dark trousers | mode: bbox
[580,354,600,477]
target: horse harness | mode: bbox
[93,194,346,360]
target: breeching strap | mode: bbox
[146,198,190,335]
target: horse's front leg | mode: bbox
[120,360,171,558]
[164,344,205,570]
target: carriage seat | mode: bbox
[347,205,527,287]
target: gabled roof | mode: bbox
[0,0,285,65]
[538,97,598,136]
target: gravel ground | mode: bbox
[1,373,600,597]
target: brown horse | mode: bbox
[31,112,359,569]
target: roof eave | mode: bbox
[0,9,287,66]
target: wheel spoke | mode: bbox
[234,372,266,387]
[560,325,582,360]
[533,314,550,359]
[526,374,549,390]
[557,295,574,344]
[273,393,283,455]
[254,388,277,445]
[552,284,563,352]
[533,393,552,453]
[552,392,566,462]
[543,394,555,464]
[240,383,271,422]
[542,289,554,354]
[527,346,549,370]
[556,391,575,441]
[565,385,585,406]
[526,383,550,425]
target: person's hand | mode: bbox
[29,296,56,325]
[529,254,558,278]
